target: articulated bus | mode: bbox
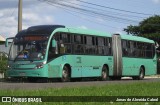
[5,25,157,82]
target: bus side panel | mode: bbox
[144,58,157,75]
[122,58,140,76]
[69,55,102,78]
[122,57,156,76]
[47,55,80,78]
[48,64,61,78]
[71,66,82,77]
[47,57,64,78]
[77,55,113,77]
[79,56,101,77]
[47,55,113,78]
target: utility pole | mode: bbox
[18,0,22,32]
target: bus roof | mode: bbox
[66,27,111,37]
[16,25,65,37]
[16,25,154,44]
[56,26,154,43]
[120,34,154,43]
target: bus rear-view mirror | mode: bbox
[52,40,57,48]
[5,37,14,47]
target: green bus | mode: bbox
[5,25,157,82]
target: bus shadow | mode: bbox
[2,77,151,83]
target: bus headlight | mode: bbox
[7,65,11,69]
[35,63,43,69]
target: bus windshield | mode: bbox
[8,35,49,61]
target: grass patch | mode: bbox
[0,81,160,105]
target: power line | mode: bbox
[38,0,120,29]
[59,0,146,19]
[75,0,153,16]
[43,0,140,24]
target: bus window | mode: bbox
[54,32,60,41]
[86,36,92,45]
[137,42,146,58]
[58,33,72,54]
[74,35,84,54]
[104,38,112,55]
[127,41,131,56]
[60,33,71,43]
[92,37,96,45]
[137,42,141,57]
[74,35,83,44]
[128,41,135,57]
[85,36,92,54]
[98,37,105,55]
[48,39,58,61]
[122,40,128,56]
[133,41,137,57]
[145,43,154,58]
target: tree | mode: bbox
[124,15,160,39]
[0,60,7,73]
[0,52,8,75]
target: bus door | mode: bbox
[112,34,122,76]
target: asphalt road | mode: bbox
[0,77,160,90]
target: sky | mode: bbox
[0,0,160,39]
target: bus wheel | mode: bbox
[132,67,145,80]
[138,67,145,80]
[61,66,70,82]
[101,66,108,81]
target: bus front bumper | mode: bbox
[6,68,48,78]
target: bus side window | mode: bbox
[129,41,135,57]
[105,38,112,55]
[48,39,57,61]
[142,43,146,57]
[146,43,154,58]
[85,36,92,54]
[137,42,141,57]
[122,40,128,56]
[92,36,96,54]
[97,37,104,55]
[60,33,69,43]
[133,41,137,57]
[59,33,72,54]
[54,32,60,41]
[127,41,131,56]
[74,35,84,54]
[104,38,109,55]
[137,42,144,58]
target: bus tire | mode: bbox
[132,67,145,80]
[138,67,145,80]
[61,65,70,82]
[101,65,108,81]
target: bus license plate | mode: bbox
[19,72,26,76]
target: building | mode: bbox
[0,35,10,53]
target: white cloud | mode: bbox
[0,1,55,38]
[0,13,3,17]
[0,11,18,38]
[152,0,160,4]
[23,13,54,24]
[0,26,17,38]
[0,0,84,38]
[96,17,105,23]
[78,25,88,29]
